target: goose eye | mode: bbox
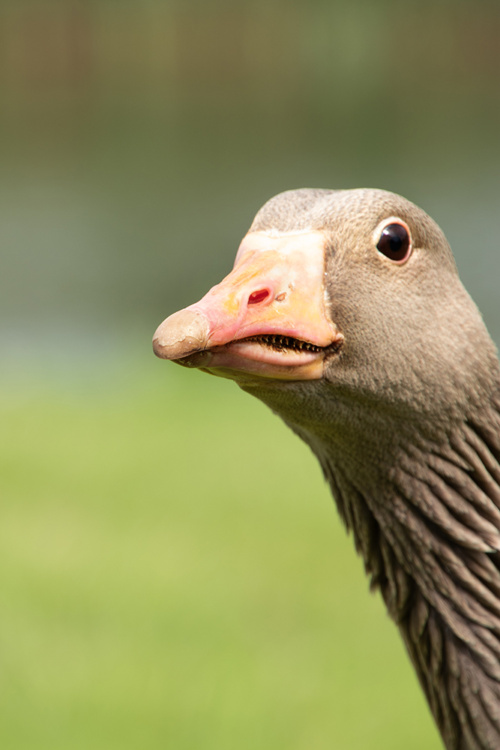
[376,223,411,263]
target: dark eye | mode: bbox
[376,222,411,263]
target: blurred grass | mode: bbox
[0,360,441,749]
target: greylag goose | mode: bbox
[153,188,500,750]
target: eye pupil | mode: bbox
[376,223,411,262]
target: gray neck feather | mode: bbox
[316,399,500,750]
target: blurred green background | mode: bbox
[2,1,499,748]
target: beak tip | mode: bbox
[152,335,169,359]
[153,309,211,360]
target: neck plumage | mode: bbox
[312,397,500,750]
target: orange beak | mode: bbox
[153,230,342,381]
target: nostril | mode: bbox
[248,288,271,305]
